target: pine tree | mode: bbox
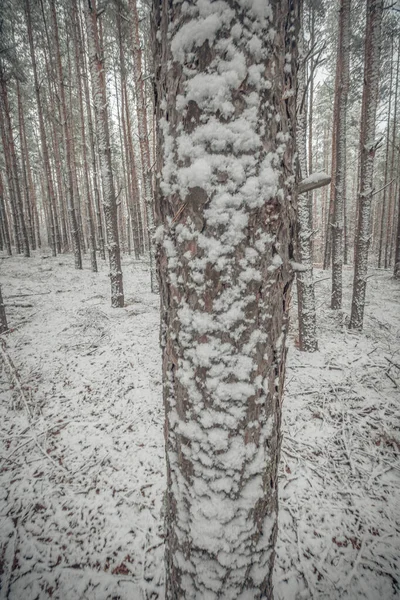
[153,0,299,595]
[349,0,383,330]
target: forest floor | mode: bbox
[0,251,399,600]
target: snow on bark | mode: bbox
[331,0,351,310]
[86,0,124,308]
[349,0,383,330]
[153,0,298,597]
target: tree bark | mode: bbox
[153,0,299,596]
[86,0,124,307]
[349,0,383,330]
[331,0,351,309]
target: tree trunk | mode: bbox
[75,0,106,261]
[86,0,124,308]
[24,0,58,257]
[130,0,158,291]
[384,43,399,269]
[0,285,8,334]
[16,81,36,251]
[331,0,351,309]
[296,21,318,352]
[0,69,30,258]
[72,0,97,272]
[153,0,299,596]
[349,0,383,330]
[0,172,12,255]
[50,0,82,269]
[394,178,400,279]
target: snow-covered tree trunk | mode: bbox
[331,0,351,310]
[296,21,318,352]
[349,0,383,330]
[86,0,124,308]
[153,0,299,597]
[130,0,158,292]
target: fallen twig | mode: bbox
[0,339,32,418]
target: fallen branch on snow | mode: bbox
[0,339,32,418]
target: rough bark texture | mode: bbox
[153,0,299,597]
[296,22,318,352]
[349,0,383,330]
[331,0,351,309]
[86,0,124,308]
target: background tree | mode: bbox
[331,0,351,309]
[85,0,124,307]
[153,0,299,596]
[350,0,383,330]
[0,285,8,333]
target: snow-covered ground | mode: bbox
[0,252,399,599]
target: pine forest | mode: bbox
[0,0,399,598]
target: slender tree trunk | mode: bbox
[16,81,36,251]
[153,0,299,595]
[385,44,399,269]
[0,71,30,257]
[0,172,12,255]
[377,41,394,268]
[394,176,400,278]
[296,22,318,352]
[86,0,124,307]
[331,0,351,309]
[0,100,20,254]
[130,0,158,291]
[50,0,82,269]
[75,0,106,261]
[349,0,383,330]
[72,2,97,272]
[0,285,8,334]
[25,0,58,257]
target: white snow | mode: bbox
[0,255,399,598]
